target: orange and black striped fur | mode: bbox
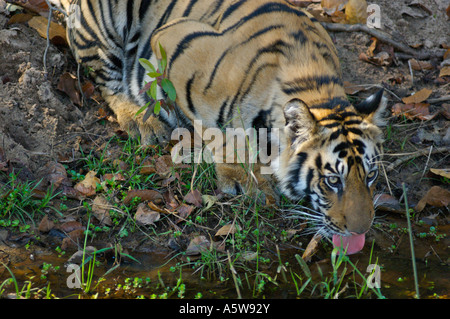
[52,0,386,239]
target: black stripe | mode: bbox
[126,0,134,33]
[283,75,342,95]
[183,0,198,17]
[217,98,229,129]
[186,73,197,115]
[309,97,350,110]
[139,0,152,20]
[287,152,308,197]
[333,142,348,154]
[305,168,314,195]
[204,24,283,93]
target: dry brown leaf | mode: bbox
[321,0,348,16]
[134,203,160,226]
[81,81,95,100]
[176,203,194,220]
[92,195,113,226]
[38,215,54,233]
[74,171,100,197]
[155,155,174,176]
[27,15,67,46]
[7,13,33,25]
[58,220,84,233]
[123,189,163,205]
[185,235,210,256]
[302,233,322,262]
[409,59,434,71]
[392,103,437,121]
[402,88,433,104]
[102,172,126,182]
[9,0,49,14]
[215,224,237,237]
[429,168,450,179]
[439,66,450,78]
[343,81,366,95]
[415,186,450,212]
[345,0,367,24]
[184,189,203,208]
[57,73,81,106]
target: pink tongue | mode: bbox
[332,233,366,255]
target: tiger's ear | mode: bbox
[354,88,387,126]
[283,99,318,147]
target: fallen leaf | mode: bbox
[81,81,95,100]
[345,0,367,24]
[185,235,210,256]
[134,203,160,226]
[38,215,54,233]
[184,189,203,208]
[415,186,450,212]
[42,161,70,189]
[57,73,81,105]
[74,171,100,197]
[139,158,156,175]
[8,0,49,14]
[202,194,218,210]
[61,229,85,250]
[176,203,194,220]
[27,15,67,46]
[123,189,163,205]
[92,196,113,226]
[215,224,237,237]
[154,155,174,176]
[447,4,450,18]
[302,233,322,262]
[374,193,403,214]
[58,220,85,233]
[409,59,434,71]
[429,168,450,179]
[321,0,348,16]
[343,81,366,95]
[439,66,450,78]
[402,88,433,104]
[7,13,33,25]
[392,103,437,121]
[102,172,126,182]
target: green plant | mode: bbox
[137,44,176,119]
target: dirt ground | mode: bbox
[1,0,448,203]
[0,0,448,298]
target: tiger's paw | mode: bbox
[216,163,279,205]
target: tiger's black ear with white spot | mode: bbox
[284,99,317,147]
[354,88,387,126]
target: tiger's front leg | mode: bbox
[104,94,170,145]
[215,162,279,205]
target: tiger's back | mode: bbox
[54,0,386,254]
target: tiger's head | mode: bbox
[275,89,386,244]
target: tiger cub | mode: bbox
[52,0,386,254]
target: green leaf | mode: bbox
[154,101,161,115]
[158,43,167,73]
[135,100,152,118]
[139,58,156,73]
[147,72,163,78]
[149,80,158,99]
[161,78,176,101]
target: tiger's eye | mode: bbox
[326,176,341,188]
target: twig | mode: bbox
[402,183,420,299]
[43,0,54,77]
[427,95,450,104]
[385,146,448,172]
[320,22,445,60]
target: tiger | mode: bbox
[49,0,386,254]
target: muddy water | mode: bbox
[0,231,448,299]
[0,213,448,299]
